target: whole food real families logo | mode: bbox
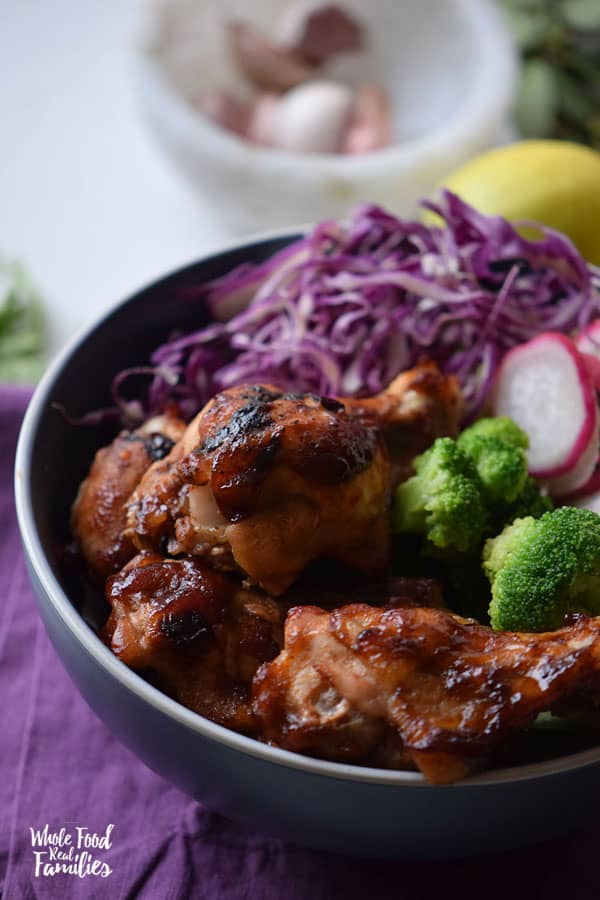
[29,823,114,879]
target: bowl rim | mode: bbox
[15,227,600,790]
[138,0,517,175]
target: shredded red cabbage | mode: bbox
[112,191,600,425]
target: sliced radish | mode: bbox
[491,333,597,479]
[545,408,599,496]
[563,462,600,501]
[581,352,600,390]
[572,491,600,515]
[575,320,600,358]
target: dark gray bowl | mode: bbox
[15,234,600,859]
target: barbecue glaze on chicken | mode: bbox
[103,552,444,739]
[253,604,600,783]
[342,361,462,483]
[125,385,391,595]
[103,552,284,733]
[72,412,186,578]
[124,364,459,594]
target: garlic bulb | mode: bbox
[228,21,316,93]
[277,2,364,64]
[273,80,354,153]
[343,83,392,154]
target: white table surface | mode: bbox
[0,1,232,358]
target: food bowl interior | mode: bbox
[23,234,600,787]
[148,0,494,145]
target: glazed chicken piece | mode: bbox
[72,412,186,577]
[342,361,461,483]
[124,364,458,595]
[104,553,445,737]
[252,604,404,765]
[104,552,283,734]
[253,604,600,783]
[125,385,392,595]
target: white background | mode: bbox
[0,1,231,356]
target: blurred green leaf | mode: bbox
[0,261,45,384]
[555,69,594,120]
[0,354,44,383]
[504,7,552,49]
[571,29,600,56]
[561,44,600,79]
[502,0,600,146]
[515,58,558,137]
[562,0,600,30]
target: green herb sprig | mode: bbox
[0,261,45,383]
[502,0,600,148]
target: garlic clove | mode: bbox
[247,93,280,146]
[342,82,393,154]
[272,80,354,154]
[228,21,317,93]
[278,3,365,65]
[196,89,252,137]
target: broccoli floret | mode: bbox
[495,476,553,527]
[484,517,539,579]
[458,417,529,503]
[393,437,488,555]
[461,435,528,503]
[458,416,529,451]
[484,507,600,632]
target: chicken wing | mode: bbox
[103,552,283,733]
[104,553,444,739]
[125,385,392,594]
[253,604,600,783]
[124,365,458,594]
[342,361,462,483]
[72,412,185,577]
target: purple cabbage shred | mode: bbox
[110,191,600,425]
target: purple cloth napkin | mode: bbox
[2,384,599,900]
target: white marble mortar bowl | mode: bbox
[136,0,517,231]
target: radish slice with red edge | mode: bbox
[581,352,600,390]
[545,409,599,496]
[564,464,600,502]
[572,490,600,515]
[491,332,598,479]
[576,320,600,359]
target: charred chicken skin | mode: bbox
[124,364,459,595]
[104,551,444,738]
[71,412,186,578]
[125,385,392,595]
[253,604,600,783]
[104,552,284,733]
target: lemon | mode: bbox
[431,140,600,265]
